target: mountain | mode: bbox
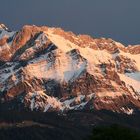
[0,24,140,115]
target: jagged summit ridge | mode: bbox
[0,24,140,114]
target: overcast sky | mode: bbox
[0,0,140,45]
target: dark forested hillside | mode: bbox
[88,125,140,140]
[1,110,140,140]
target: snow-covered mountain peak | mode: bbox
[0,24,140,115]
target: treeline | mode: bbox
[88,124,140,140]
[1,110,140,140]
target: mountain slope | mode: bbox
[0,24,140,114]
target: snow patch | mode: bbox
[119,73,140,93]
[125,72,140,82]
[26,91,94,112]
[121,107,134,115]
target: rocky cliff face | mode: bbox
[0,24,140,114]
